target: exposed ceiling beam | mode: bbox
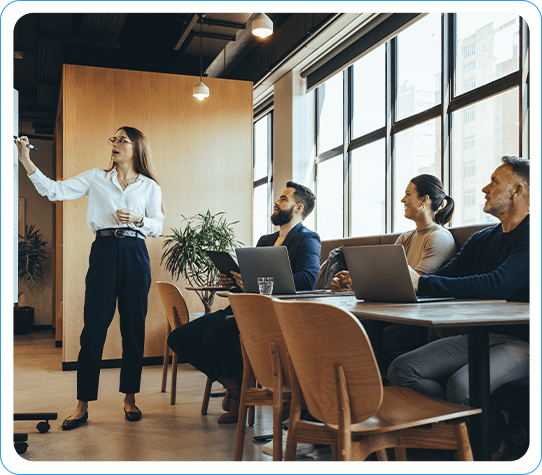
[174,13,198,51]
[40,35,121,49]
[200,18,246,30]
[194,31,236,42]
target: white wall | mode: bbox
[18,138,55,326]
[272,70,316,230]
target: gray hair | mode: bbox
[502,156,529,186]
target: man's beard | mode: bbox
[271,205,295,226]
[483,189,512,217]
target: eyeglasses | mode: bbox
[108,137,133,146]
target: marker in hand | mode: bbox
[14,136,39,151]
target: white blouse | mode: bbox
[28,167,164,238]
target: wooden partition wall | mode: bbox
[58,64,253,365]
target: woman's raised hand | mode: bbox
[14,136,37,175]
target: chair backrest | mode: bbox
[273,299,383,426]
[156,281,190,330]
[228,293,292,389]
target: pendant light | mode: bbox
[252,13,273,39]
[193,15,209,101]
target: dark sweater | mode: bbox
[419,215,529,340]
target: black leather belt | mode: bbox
[96,228,145,240]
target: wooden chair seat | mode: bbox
[272,298,482,462]
[156,281,213,413]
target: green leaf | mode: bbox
[160,210,243,296]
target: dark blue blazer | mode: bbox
[256,222,321,291]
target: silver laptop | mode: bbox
[343,245,453,303]
[235,246,329,296]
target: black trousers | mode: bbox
[167,306,242,383]
[77,235,151,401]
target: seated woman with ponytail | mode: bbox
[331,174,457,364]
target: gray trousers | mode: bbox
[387,334,529,405]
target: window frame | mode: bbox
[312,13,527,238]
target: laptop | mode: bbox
[235,246,331,296]
[343,244,454,303]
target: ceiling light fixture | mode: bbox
[193,14,209,102]
[252,13,273,39]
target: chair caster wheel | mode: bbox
[14,442,28,454]
[37,421,50,433]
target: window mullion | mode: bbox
[344,69,351,238]
[520,17,529,159]
[267,112,274,234]
[442,13,453,211]
[385,38,396,234]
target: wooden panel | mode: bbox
[61,65,253,363]
[53,113,63,343]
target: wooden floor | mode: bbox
[11,330,326,466]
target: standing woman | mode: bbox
[15,127,164,430]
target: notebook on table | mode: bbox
[342,244,454,303]
[235,246,329,296]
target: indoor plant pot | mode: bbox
[14,306,34,335]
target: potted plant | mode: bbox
[15,224,48,334]
[161,211,243,314]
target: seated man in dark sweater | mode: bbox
[167,182,320,423]
[388,156,529,407]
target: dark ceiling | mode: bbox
[13,12,340,137]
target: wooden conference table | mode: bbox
[287,294,530,462]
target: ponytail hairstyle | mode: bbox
[410,174,454,225]
[107,126,160,185]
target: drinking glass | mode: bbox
[257,277,274,295]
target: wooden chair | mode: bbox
[272,299,482,462]
[228,293,292,461]
[156,281,213,413]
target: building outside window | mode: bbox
[310,12,524,238]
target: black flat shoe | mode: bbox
[61,411,88,431]
[124,406,142,422]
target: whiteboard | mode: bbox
[14,89,18,304]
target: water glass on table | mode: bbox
[257,277,274,295]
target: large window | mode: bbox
[252,111,273,245]
[311,13,525,238]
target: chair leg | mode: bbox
[201,377,213,415]
[170,353,178,405]
[454,422,474,461]
[376,449,389,461]
[270,342,284,461]
[284,356,302,461]
[234,383,251,460]
[161,328,171,393]
[335,365,352,461]
[330,444,339,461]
[247,382,259,426]
[234,337,257,461]
[394,447,407,461]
